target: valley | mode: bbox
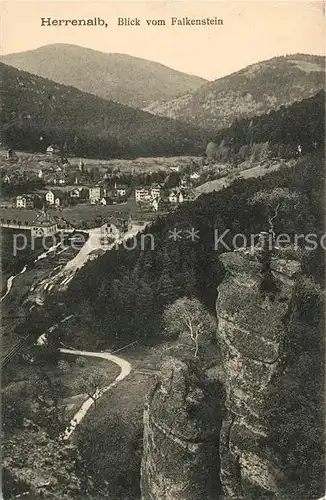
[2,148,324,499]
[1,33,325,500]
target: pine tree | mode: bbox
[259,141,273,161]
[156,268,175,307]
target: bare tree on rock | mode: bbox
[163,297,217,358]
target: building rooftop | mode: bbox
[1,209,57,226]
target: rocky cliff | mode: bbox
[217,244,301,499]
[140,241,303,499]
[141,356,224,500]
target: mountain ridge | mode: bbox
[0,44,207,109]
[143,53,325,129]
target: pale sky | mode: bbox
[1,1,324,80]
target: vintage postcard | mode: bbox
[1,1,325,499]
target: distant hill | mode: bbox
[144,54,325,129]
[0,44,206,109]
[0,63,205,158]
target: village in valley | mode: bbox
[0,141,230,235]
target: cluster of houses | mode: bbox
[1,152,92,187]
[135,184,196,211]
[37,160,86,186]
[16,195,35,209]
[88,185,128,205]
[15,183,197,211]
[0,207,133,241]
[15,190,79,209]
[15,184,129,209]
[3,148,201,213]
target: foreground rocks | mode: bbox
[141,356,224,500]
[217,246,301,499]
[141,241,303,500]
[3,425,80,499]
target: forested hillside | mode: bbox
[144,54,325,129]
[15,87,324,499]
[1,44,206,109]
[60,90,325,343]
[64,152,324,342]
[1,63,205,158]
[211,90,325,164]
[60,151,325,499]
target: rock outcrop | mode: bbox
[2,427,80,499]
[141,356,223,500]
[217,244,301,499]
[140,238,303,500]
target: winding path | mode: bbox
[1,241,63,303]
[59,348,132,440]
[0,265,27,303]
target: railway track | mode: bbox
[1,315,74,368]
[1,335,32,367]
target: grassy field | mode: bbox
[72,155,201,173]
[0,150,200,174]
[1,198,156,230]
[196,159,295,195]
[48,198,137,224]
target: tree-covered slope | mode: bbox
[1,63,205,158]
[211,90,325,164]
[144,54,325,130]
[59,152,324,499]
[62,90,325,337]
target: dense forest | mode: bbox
[6,149,324,500]
[65,152,324,344]
[211,90,325,164]
[1,63,205,158]
[3,64,325,498]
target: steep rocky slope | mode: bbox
[144,54,325,129]
[1,44,206,109]
[216,243,301,498]
[141,235,324,499]
[141,357,224,500]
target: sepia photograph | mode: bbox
[0,1,325,499]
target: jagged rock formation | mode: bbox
[217,244,301,499]
[140,238,305,499]
[141,357,223,500]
